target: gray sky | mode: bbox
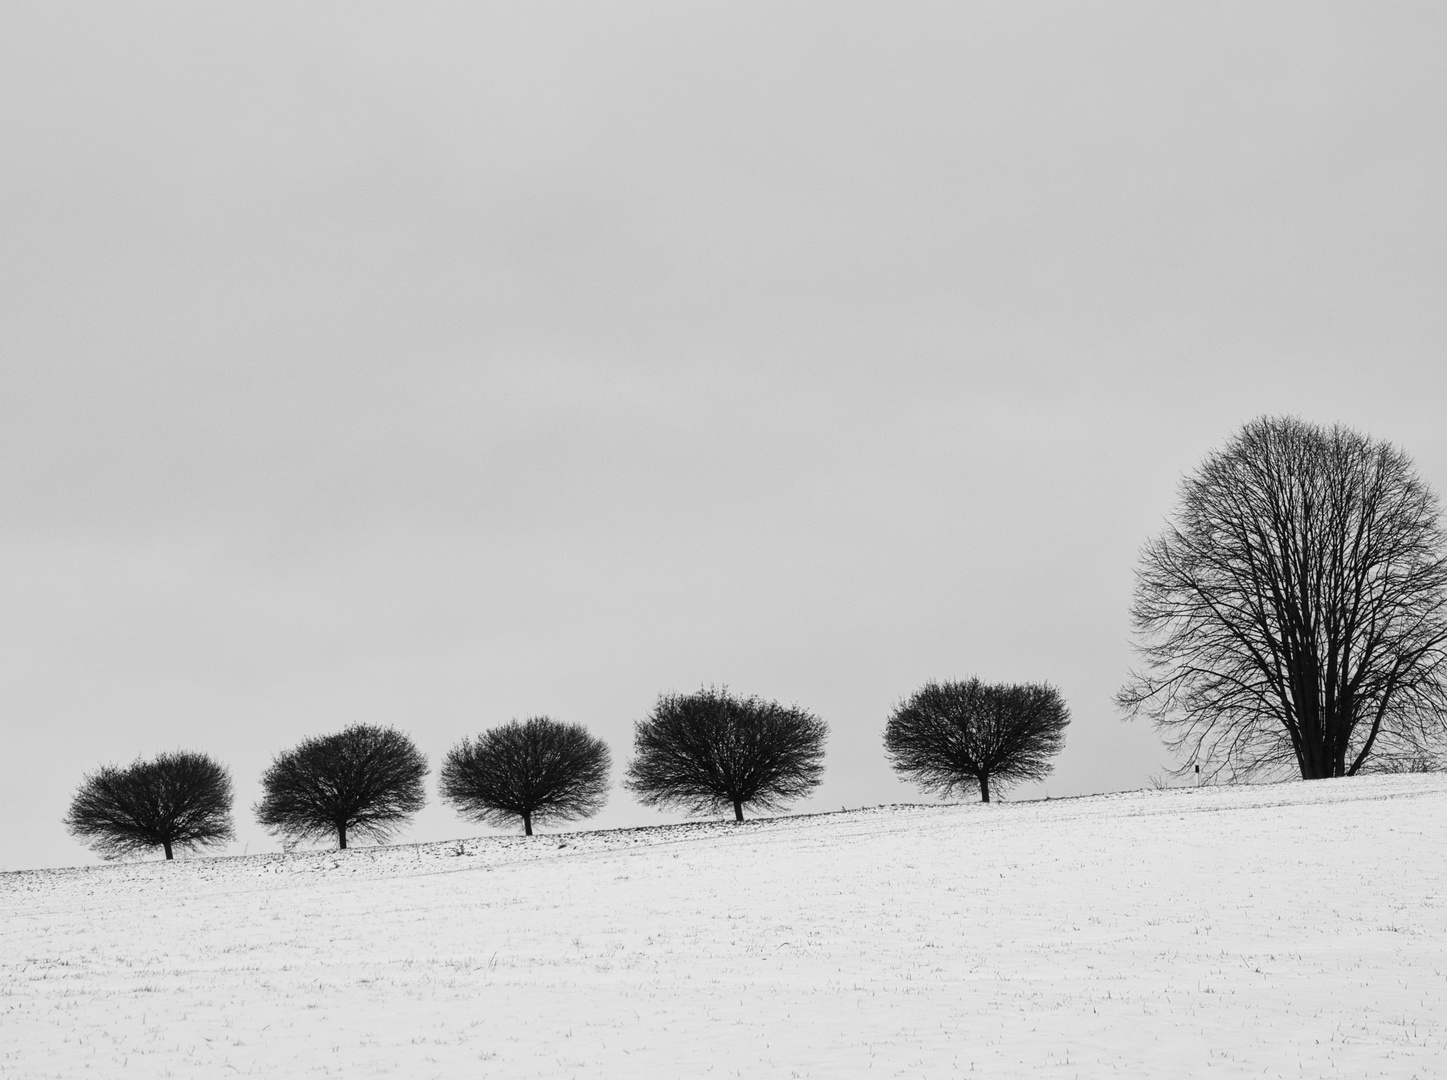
[2,3,1444,870]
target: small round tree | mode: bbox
[439,717,611,836]
[624,687,827,822]
[255,725,427,850]
[885,679,1069,802]
[64,750,234,860]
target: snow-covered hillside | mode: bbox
[4,775,1445,1078]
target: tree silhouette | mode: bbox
[1118,416,1447,780]
[439,717,611,836]
[885,679,1069,802]
[255,725,427,850]
[64,751,234,860]
[624,687,827,822]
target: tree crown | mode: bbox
[64,750,234,860]
[884,679,1069,799]
[439,716,611,833]
[624,686,827,819]
[255,724,427,846]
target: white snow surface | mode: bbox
[4,775,1446,1078]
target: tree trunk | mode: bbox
[1296,737,1338,779]
[523,810,532,836]
[163,839,173,860]
[338,825,347,850]
[979,773,990,803]
[733,798,744,822]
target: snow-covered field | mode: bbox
[3,775,1445,1078]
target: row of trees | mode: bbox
[65,418,1447,860]
[64,681,1070,860]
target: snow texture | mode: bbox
[4,774,1446,1077]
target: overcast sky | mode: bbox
[2,3,1444,870]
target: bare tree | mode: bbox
[255,725,427,850]
[1118,416,1447,781]
[64,751,234,860]
[439,717,611,835]
[624,687,827,822]
[884,679,1068,802]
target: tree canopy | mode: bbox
[884,679,1069,802]
[64,750,234,860]
[255,725,428,849]
[624,687,827,822]
[439,717,611,835]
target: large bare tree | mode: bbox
[1118,416,1447,780]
